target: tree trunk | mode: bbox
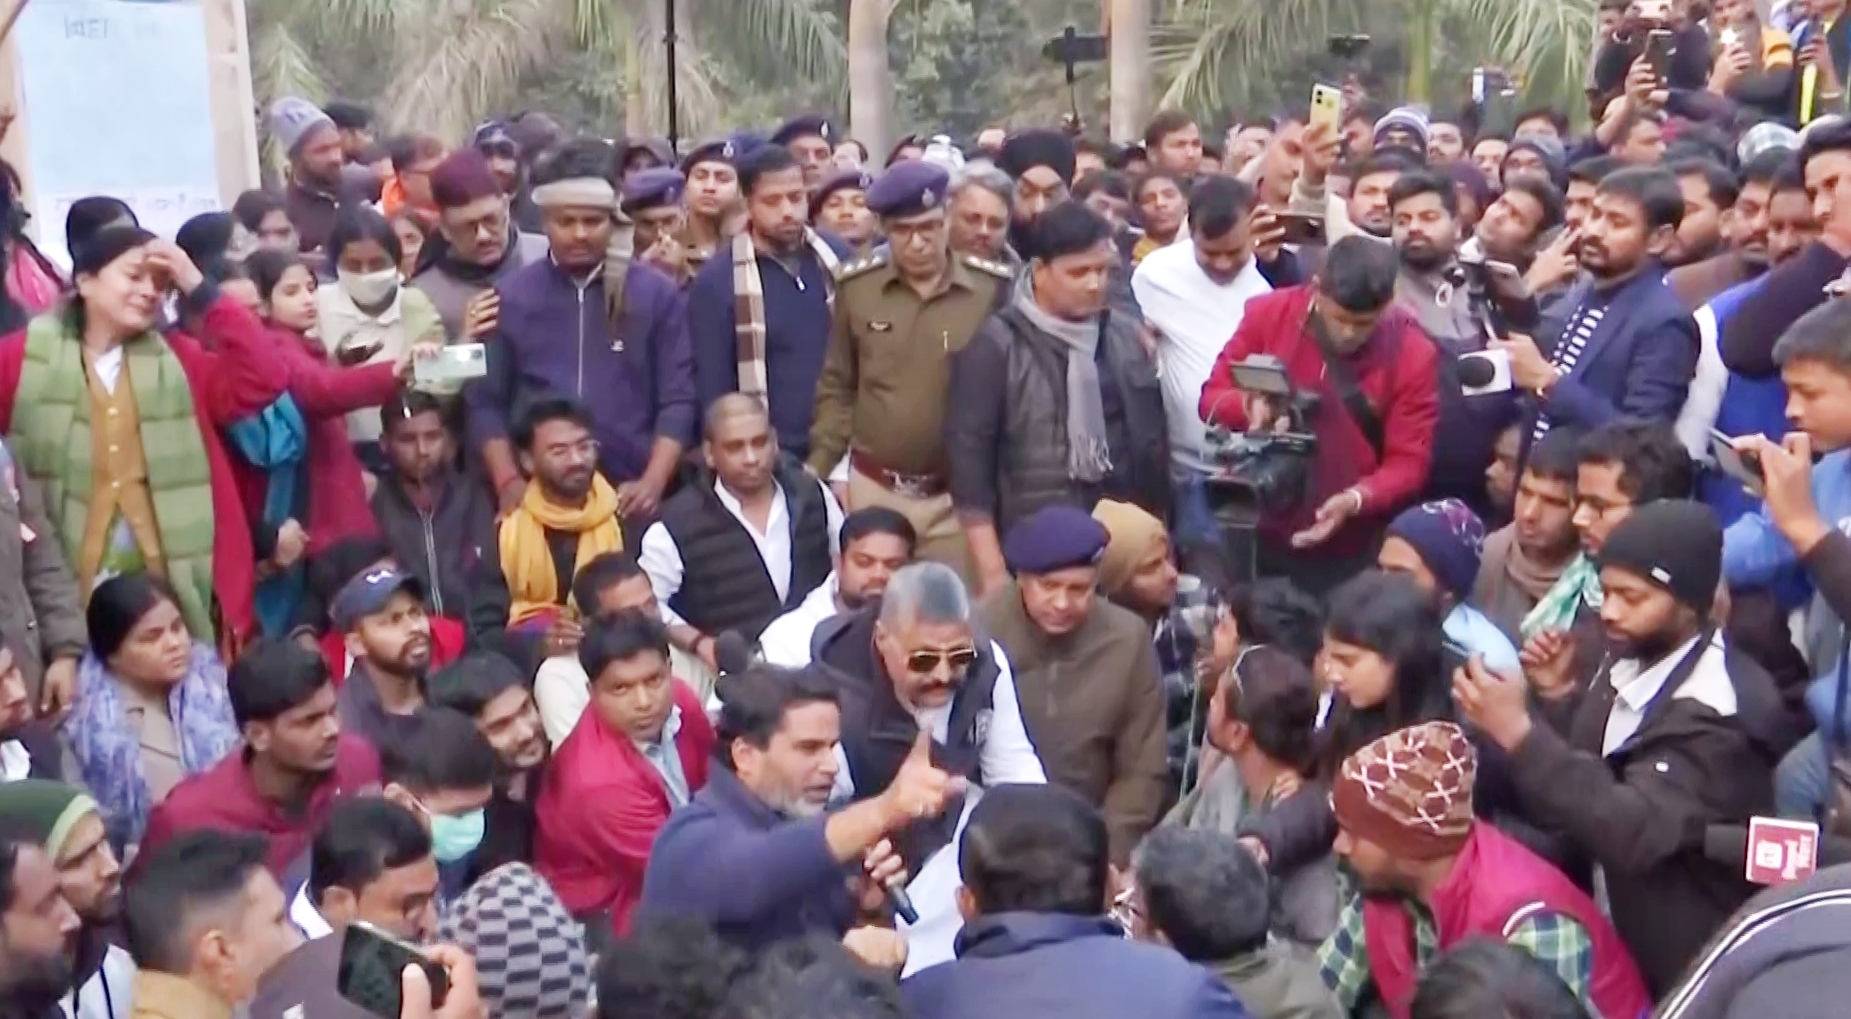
[1406,0,1435,104]
[1108,0,1149,144]
[847,0,894,162]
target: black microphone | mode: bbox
[886,877,921,925]
[713,630,755,677]
[1457,353,1499,388]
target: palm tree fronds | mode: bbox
[700,0,847,93]
[383,0,560,140]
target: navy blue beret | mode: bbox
[1003,505,1110,575]
[810,167,873,214]
[680,137,738,174]
[620,167,686,214]
[866,160,950,219]
[771,114,833,147]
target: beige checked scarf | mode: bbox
[731,229,840,399]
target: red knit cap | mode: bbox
[1330,721,1476,861]
[430,149,503,210]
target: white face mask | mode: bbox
[338,267,400,307]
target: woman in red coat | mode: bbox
[535,613,713,941]
[0,229,289,652]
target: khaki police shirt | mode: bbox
[808,252,1012,477]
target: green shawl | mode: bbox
[9,313,217,640]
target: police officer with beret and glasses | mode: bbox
[810,160,1014,583]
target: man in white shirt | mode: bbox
[639,395,844,666]
[811,562,1045,872]
[533,552,716,747]
[761,507,918,667]
[1130,175,1295,578]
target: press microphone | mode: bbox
[713,630,756,677]
[885,874,921,925]
[1458,349,1513,396]
[1703,823,1851,870]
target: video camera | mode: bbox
[1203,355,1320,518]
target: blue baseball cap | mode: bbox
[331,565,424,632]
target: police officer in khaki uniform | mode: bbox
[809,160,1013,581]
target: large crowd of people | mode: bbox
[4,0,1851,1016]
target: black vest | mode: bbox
[659,457,833,641]
[814,608,1001,870]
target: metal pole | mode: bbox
[664,0,679,153]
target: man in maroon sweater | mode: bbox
[141,639,380,877]
[1200,235,1439,594]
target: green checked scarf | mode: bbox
[1520,552,1603,639]
[9,313,217,641]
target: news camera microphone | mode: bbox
[713,631,756,677]
[1458,349,1513,396]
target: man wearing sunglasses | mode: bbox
[813,561,1046,873]
[982,505,1170,863]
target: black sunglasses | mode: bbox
[905,646,978,675]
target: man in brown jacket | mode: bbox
[0,439,85,716]
[981,505,1168,861]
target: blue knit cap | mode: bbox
[1386,499,1486,600]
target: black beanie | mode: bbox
[1597,500,1723,612]
[70,225,155,279]
[998,129,1077,186]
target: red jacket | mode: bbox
[1364,822,1650,1019]
[534,680,714,929]
[141,735,382,877]
[1198,285,1439,554]
[228,328,399,558]
[0,296,290,650]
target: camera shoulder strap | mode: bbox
[1307,306,1386,461]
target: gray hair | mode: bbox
[1130,828,1271,961]
[950,160,1014,207]
[878,562,971,627]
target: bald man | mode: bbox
[638,395,846,667]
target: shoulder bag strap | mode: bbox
[1307,306,1386,461]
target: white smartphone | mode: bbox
[413,343,487,386]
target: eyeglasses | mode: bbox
[905,646,978,675]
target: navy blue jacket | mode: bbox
[685,236,850,459]
[637,768,856,951]
[903,913,1252,1019]
[1522,265,1697,443]
[465,258,696,482]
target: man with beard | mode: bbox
[1496,167,1696,446]
[1456,501,1786,997]
[995,130,1076,261]
[1472,174,1565,273]
[0,822,81,1019]
[268,97,363,255]
[1316,722,1647,1019]
[688,145,851,461]
[0,784,126,1019]
[772,116,837,195]
[428,652,548,881]
[811,561,1045,871]
[533,554,715,748]
[332,566,433,752]
[142,639,381,879]
[369,392,496,629]
[761,508,918,668]
[409,148,550,343]
[639,664,958,952]
[534,614,714,943]
[1662,160,1740,274]
[641,396,842,662]
[1473,428,1584,643]
[474,399,625,673]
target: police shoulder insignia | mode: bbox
[962,254,1014,279]
[837,252,890,282]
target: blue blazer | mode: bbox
[1525,266,1698,438]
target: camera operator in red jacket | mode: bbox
[1199,236,1440,593]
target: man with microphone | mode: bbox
[639,663,958,956]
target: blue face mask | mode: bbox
[428,808,486,863]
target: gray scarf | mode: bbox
[1013,275,1113,482]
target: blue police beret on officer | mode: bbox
[810,167,874,214]
[680,137,738,174]
[865,159,950,219]
[620,167,686,215]
[771,114,833,147]
[1002,505,1110,576]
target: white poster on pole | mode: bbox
[14,0,224,265]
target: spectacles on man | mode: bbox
[905,646,978,675]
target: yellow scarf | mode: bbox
[499,475,624,625]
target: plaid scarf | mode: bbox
[731,228,839,399]
[1520,552,1603,638]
